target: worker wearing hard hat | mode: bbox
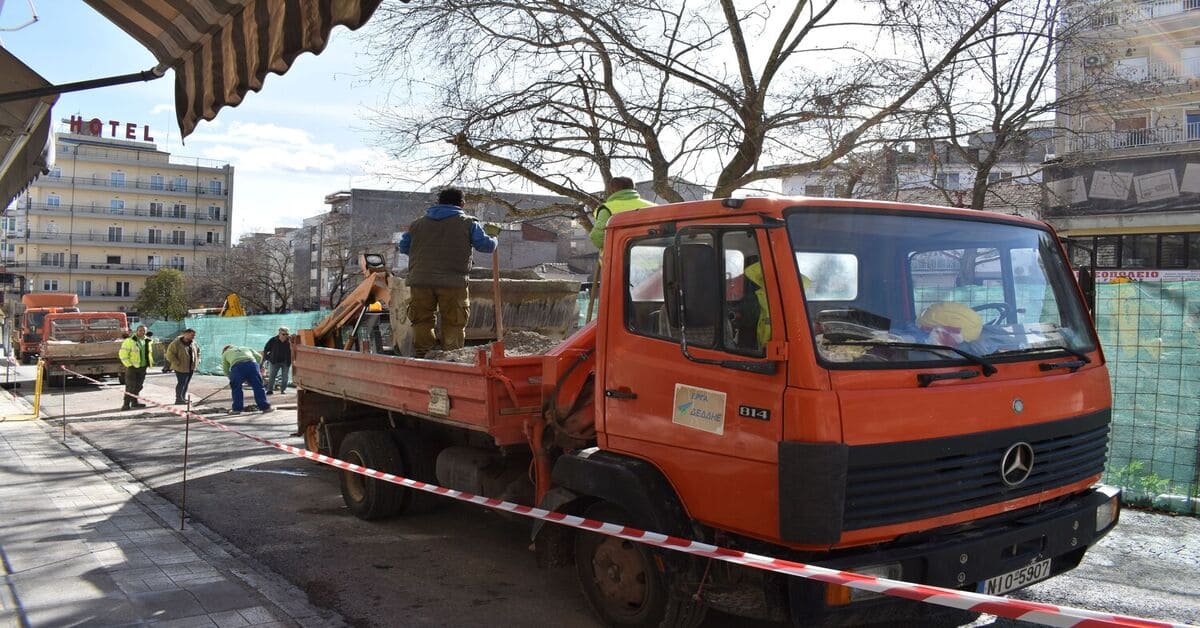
[588,177,654,251]
[399,187,500,357]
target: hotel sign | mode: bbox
[68,115,155,142]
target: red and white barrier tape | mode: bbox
[52,365,1191,628]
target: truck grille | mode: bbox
[842,411,1110,531]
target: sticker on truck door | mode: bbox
[428,387,450,416]
[672,384,726,435]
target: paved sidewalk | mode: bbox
[0,389,339,627]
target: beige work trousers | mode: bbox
[408,286,470,356]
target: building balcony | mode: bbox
[1063,123,1200,155]
[22,201,228,223]
[58,144,228,173]
[1079,0,1200,29]
[0,260,175,275]
[36,174,228,197]
[20,230,224,249]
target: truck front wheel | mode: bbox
[337,431,404,520]
[574,502,706,628]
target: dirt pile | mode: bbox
[425,331,560,363]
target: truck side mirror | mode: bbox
[663,243,720,335]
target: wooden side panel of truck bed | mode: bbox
[292,344,543,446]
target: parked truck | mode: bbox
[293,197,1119,627]
[39,311,129,386]
[17,293,80,363]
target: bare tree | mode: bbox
[361,0,1024,220]
[195,235,295,313]
[891,0,1126,209]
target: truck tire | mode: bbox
[337,431,405,520]
[574,502,706,628]
[389,430,442,515]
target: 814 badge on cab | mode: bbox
[738,405,770,420]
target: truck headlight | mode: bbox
[1096,492,1119,532]
[826,562,903,605]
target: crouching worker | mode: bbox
[221,345,272,414]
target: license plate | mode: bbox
[982,558,1052,595]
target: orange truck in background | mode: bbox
[17,293,80,363]
[293,198,1119,626]
[38,311,129,386]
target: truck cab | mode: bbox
[572,197,1117,624]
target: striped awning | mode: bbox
[0,48,57,210]
[82,0,387,137]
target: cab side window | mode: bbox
[624,230,769,357]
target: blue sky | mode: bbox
[1,1,399,240]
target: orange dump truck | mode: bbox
[17,293,80,363]
[39,311,129,385]
[294,198,1118,626]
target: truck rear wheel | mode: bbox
[574,502,706,628]
[389,430,442,514]
[337,431,405,520]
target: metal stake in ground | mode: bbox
[180,399,191,530]
[492,249,504,340]
[193,382,228,406]
[60,365,66,442]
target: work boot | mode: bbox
[132,401,147,408]
[174,398,186,405]
[230,408,243,414]
[121,401,131,411]
[265,390,273,396]
[260,407,274,413]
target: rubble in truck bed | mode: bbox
[424,331,561,363]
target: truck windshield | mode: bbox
[786,208,1095,368]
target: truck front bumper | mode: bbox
[788,485,1121,625]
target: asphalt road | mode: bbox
[13,367,1200,627]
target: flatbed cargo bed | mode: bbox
[292,343,545,446]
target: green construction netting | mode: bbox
[147,312,330,375]
[1095,281,1200,514]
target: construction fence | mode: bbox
[1095,281,1200,515]
[148,311,330,376]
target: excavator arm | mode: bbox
[304,254,391,348]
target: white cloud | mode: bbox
[184,121,390,175]
[150,103,174,115]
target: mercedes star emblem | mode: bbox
[1001,442,1035,486]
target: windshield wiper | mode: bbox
[821,340,998,376]
[995,345,1092,363]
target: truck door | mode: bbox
[602,224,788,538]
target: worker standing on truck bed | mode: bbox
[220,345,272,414]
[588,177,654,251]
[118,325,152,411]
[398,188,500,358]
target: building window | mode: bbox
[108,227,123,242]
[106,255,121,265]
[46,194,60,207]
[147,255,162,270]
[804,185,825,197]
[149,201,164,217]
[172,203,187,218]
[206,231,220,244]
[987,171,1013,183]
[1116,57,1148,82]
[1121,234,1155,268]
[40,252,64,267]
[150,174,164,190]
[42,280,59,291]
[169,256,185,270]
[109,199,125,213]
[1188,112,1200,141]
[1114,116,1148,147]
[172,176,188,191]
[208,180,222,195]
[934,172,961,189]
[110,171,126,188]
[1161,234,1187,268]
[70,253,78,269]
[76,280,92,297]
[171,229,186,245]
[147,228,162,244]
[115,281,131,297]
[48,167,61,179]
[208,205,221,220]
[206,257,219,272]
[1,216,15,232]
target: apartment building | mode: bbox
[1046,0,1200,280]
[1,119,234,311]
